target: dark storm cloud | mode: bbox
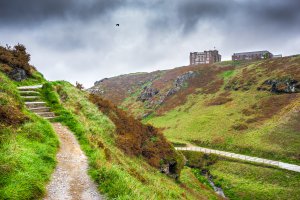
[177,0,231,32]
[174,0,300,33]
[0,0,123,26]
[0,0,299,87]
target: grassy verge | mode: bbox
[40,81,218,199]
[0,72,58,199]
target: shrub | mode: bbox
[0,44,35,77]
[89,94,184,178]
[75,81,84,90]
[0,104,28,126]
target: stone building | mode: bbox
[190,50,221,65]
[232,50,273,61]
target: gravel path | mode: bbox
[44,123,104,200]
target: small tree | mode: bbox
[76,81,84,90]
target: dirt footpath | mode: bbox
[44,123,104,200]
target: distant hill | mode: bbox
[89,56,300,165]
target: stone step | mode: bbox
[25,102,46,108]
[29,107,51,113]
[23,96,41,100]
[20,91,40,96]
[44,116,57,121]
[36,112,55,118]
[17,85,43,91]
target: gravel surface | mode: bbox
[44,123,104,200]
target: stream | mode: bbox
[203,171,227,199]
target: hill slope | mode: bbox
[89,56,300,165]
[0,45,58,199]
[0,44,219,199]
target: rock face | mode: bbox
[166,71,196,97]
[258,79,300,94]
[137,85,159,102]
[175,71,196,87]
[137,71,196,108]
[9,67,27,81]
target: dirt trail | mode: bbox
[44,123,104,200]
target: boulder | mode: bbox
[258,78,300,94]
[137,85,159,102]
[9,67,27,81]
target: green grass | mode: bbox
[0,116,59,199]
[0,72,59,199]
[179,150,300,200]
[146,90,300,164]
[12,71,47,87]
[40,81,218,200]
[145,62,300,165]
[219,69,236,80]
[210,160,300,200]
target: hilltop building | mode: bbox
[190,50,221,65]
[232,50,273,61]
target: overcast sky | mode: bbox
[1,0,299,87]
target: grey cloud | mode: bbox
[0,0,123,26]
[174,0,300,34]
[0,0,299,87]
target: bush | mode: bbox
[0,44,35,77]
[0,103,28,126]
[89,94,184,178]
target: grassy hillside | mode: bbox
[90,56,300,165]
[0,45,59,199]
[41,81,219,199]
[181,151,300,200]
[0,44,220,199]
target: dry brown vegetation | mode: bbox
[93,72,162,105]
[89,94,184,175]
[0,103,28,126]
[245,94,299,124]
[156,65,234,114]
[0,44,35,76]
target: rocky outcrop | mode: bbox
[166,71,196,97]
[137,71,196,108]
[258,78,300,94]
[137,85,159,102]
[9,67,27,81]
[87,88,105,94]
[175,71,196,87]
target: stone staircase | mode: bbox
[18,85,56,120]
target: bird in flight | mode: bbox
[116,24,119,26]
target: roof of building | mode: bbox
[233,50,271,56]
